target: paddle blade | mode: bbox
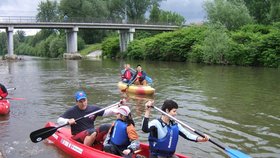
[226,148,251,158]
[30,126,58,143]
[145,76,153,83]
[7,88,16,91]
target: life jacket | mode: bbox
[137,71,143,81]
[149,119,179,157]
[110,120,130,147]
[0,84,8,99]
[124,69,132,80]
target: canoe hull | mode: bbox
[118,82,155,95]
[45,122,189,158]
[0,100,10,115]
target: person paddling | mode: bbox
[121,64,134,83]
[0,83,8,100]
[130,65,147,86]
[57,90,125,146]
[142,100,210,158]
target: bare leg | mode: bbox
[84,131,97,146]
[142,80,147,86]
[134,80,140,85]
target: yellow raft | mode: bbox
[118,81,155,95]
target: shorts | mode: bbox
[72,128,96,143]
[95,124,111,143]
[71,124,111,144]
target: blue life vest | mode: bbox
[110,120,130,147]
[149,119,179,157]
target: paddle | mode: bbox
[30,101,121,143]
[130,68,153,84]
[6,97,25,100]
[7,87,16,91]
[152,105,251,158]
[121,77,137,92]
[145,76,153,83]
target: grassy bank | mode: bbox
[79,43,102,56]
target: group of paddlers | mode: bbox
[121,64,148,86]
[57,90,210,158]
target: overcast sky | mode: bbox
[0,0,206,34]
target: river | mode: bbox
[0,56,279,158]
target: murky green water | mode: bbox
[0,57,279,158]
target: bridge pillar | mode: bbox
[119,28,135,52]
[64,26,81,59]
[4,26,17,60]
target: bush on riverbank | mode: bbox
[101,23,279,68]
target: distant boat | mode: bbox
[0,100,10,115]
[118,81,155,95]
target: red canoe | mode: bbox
[0,100,10,115]
[45,122,189,158]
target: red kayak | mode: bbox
[0,100,10,115]
[45,122,189,158]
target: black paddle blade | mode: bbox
[30,126,58,143]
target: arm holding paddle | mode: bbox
[30,90,127,144]
[143,100,209,142]
[57,98,127,126]
[144,100,251,158]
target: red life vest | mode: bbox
[0,84,8,98]
[124,70,132,80]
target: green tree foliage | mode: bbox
[204,0,253,30]
[200,23,232,64]
[59,0,108,20]
[159,10,186,25]
[0,32,7,55]
[242,0,271,24]
[101,36,120,58]
[230,24,279,67]
[149,3,161,23]
[36,0,60,22]
[106,0,126,22]
[126,25,207,61]
[15,30,26,42]
[126,0,151,23]
[149,2,185,25]
[59,0,110,44]
[16,43,35,56]
[269,0,280,23]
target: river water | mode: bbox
[0,56,279,158]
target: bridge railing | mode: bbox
[0,16,179,26]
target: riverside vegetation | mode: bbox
[0,0,279,68]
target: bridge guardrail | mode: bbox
[0,16,179,26]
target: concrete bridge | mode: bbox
[0,16,179,59]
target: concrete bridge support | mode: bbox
[64,26,81,59]
[4,26,17,60]
[119,28,135,52]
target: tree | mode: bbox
[15,30,26,42]
[59,0,109,21]
[269,0,280,23]
[149,3,161,24]
[36,0,59,22]
[160,11,185,25]
[201,23,232,64]
[241,0,271,24]
[0,32,7,55]
[126,0,151,23]
[204,0,253,30]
